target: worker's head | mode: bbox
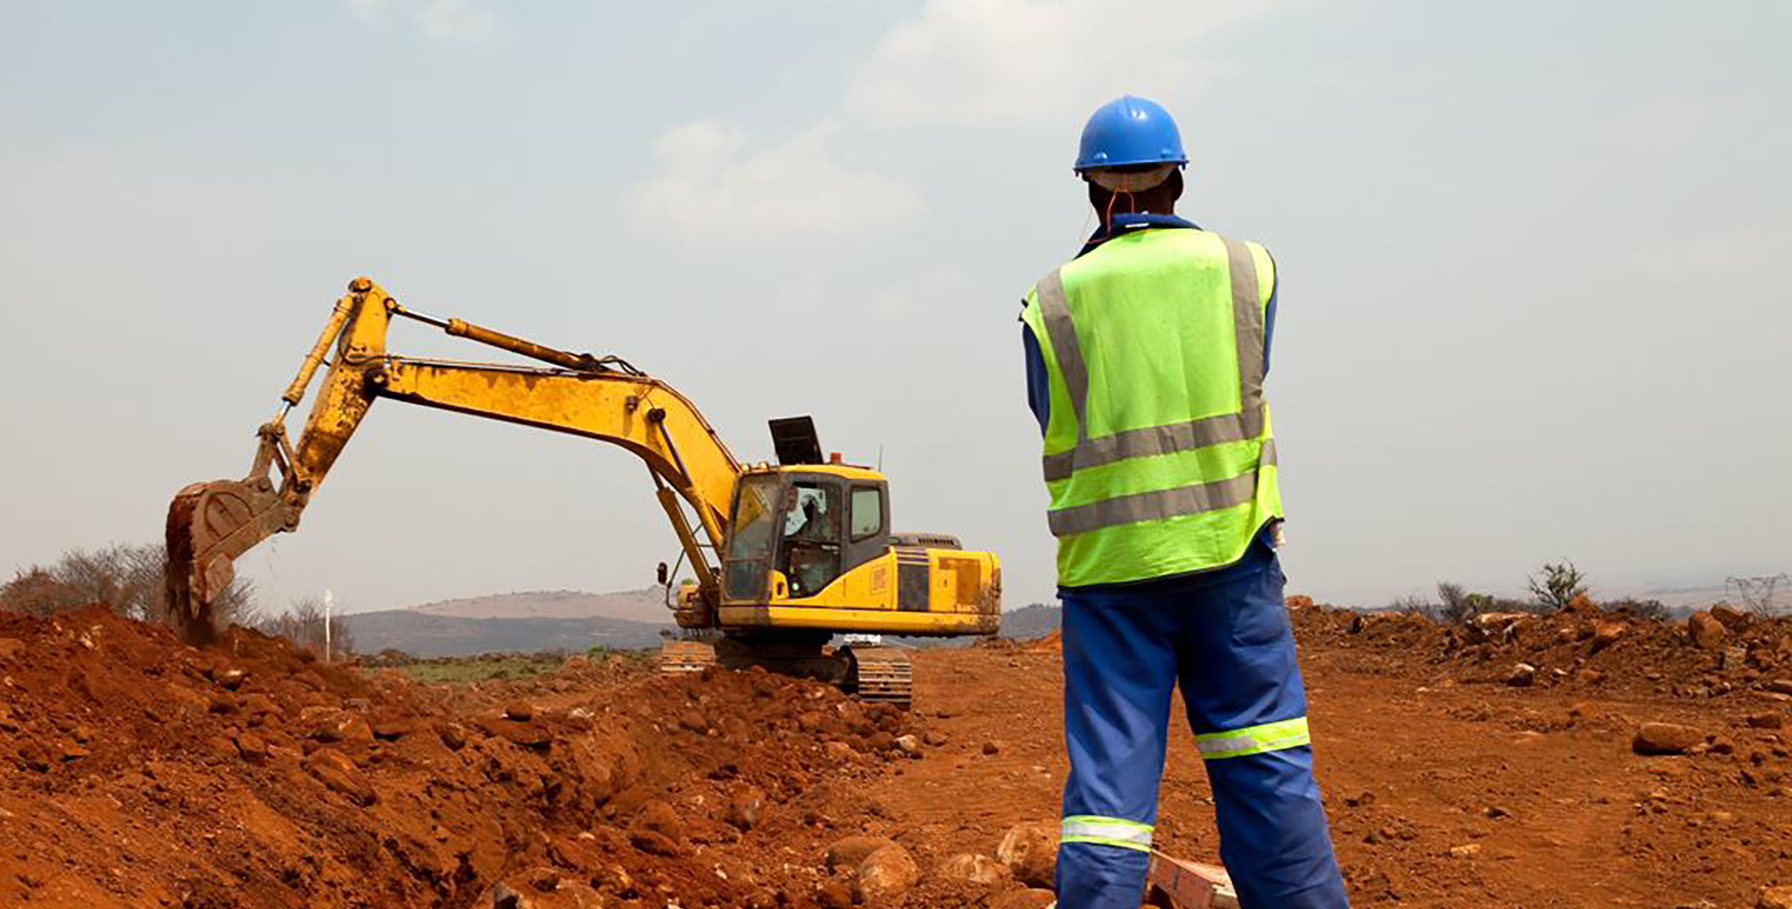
[1084,164,1183,219]
[1074,94,1188,220]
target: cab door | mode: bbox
[722,474,783,602]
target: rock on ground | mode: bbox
[992,889,1059,909]
[1760,884,1792,909]
[1590,621,1626,652]
[826,836,899,872]
[1633,722,1704,755]
[724,786,766,831]
[304,747,377,806]
[996,821,1058,889]
[1688,612,1727,650]
[1710,604,1751,631]
[854,844,920,904]
[938,852,1012,887]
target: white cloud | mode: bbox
[346,0,499,44]
[629,0,1279,240]
[845,0,1279,127]
[629,119,924,239]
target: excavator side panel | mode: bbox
[714,547,1001,636]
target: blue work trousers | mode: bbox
[1054,553,1350,909]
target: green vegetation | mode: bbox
[1392,561,1670,623]
[1526,559,1589,611]
[383,653,569,686]
[370,644,654,686]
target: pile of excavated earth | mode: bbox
[0,606,1058,909]
[6,599,1792,909]
[1290,597,1792,702]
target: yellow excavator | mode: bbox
[165,277,1001,705]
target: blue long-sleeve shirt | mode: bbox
[1023,212,1281,590]
[1022,213,1276,432]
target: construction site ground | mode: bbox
[3,603,1791,908]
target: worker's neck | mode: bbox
[1099,201,1177,218]
[1089,199,1175,218]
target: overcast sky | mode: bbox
[2,0,1787,616]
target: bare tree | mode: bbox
[1435,582,1475,623]
[0,543,256,626]
[1527,560,1589,612]
[1727,575,1789,618]
[254,596,355,658]
[1387,594,1437,621]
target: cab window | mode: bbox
[849,486,883,541]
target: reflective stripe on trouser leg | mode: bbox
[1060,815,1153,852]
[1055,592,1179,909]
[1179,557,1351,909]
[1195,716,1311,760]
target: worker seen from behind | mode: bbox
[1019,95,1350,909]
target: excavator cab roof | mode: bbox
[742,462,886,483]
[760,416,882,481]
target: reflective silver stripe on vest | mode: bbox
[1047,467,1262,537]
[1040,234,1268,483]
[1034,269,1090,446]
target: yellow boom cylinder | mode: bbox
[445,318,603,372]
[281,288,361,406]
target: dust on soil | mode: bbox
[2,602,1791,908]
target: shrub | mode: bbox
[1387,594,1437,621]
[1527,560,1589,612]
[1601,597,1671,622]
[1435,582,1477,623]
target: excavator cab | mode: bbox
[721,468,886,602]
[697,418,1000,641]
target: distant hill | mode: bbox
[405,587,671,624]
[347,585,1067,657]
[1000,603,1062,640]
[345,610,669,657]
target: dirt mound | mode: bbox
[1291,600,1792,701]
[0,606,925,908]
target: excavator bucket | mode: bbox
[164,477,289,645]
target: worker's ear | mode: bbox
[1167,169,1184,203]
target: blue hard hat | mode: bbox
[1074,94,1188,172]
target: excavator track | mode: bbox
[848,647,913,709]
[660,639,912,709]
[657,640,718,674]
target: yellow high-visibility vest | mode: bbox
[1020,228,1281,587]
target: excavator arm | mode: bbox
[165,277,742,643]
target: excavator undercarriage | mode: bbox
[655,635,914,707]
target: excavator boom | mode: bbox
[165,277,742,642]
